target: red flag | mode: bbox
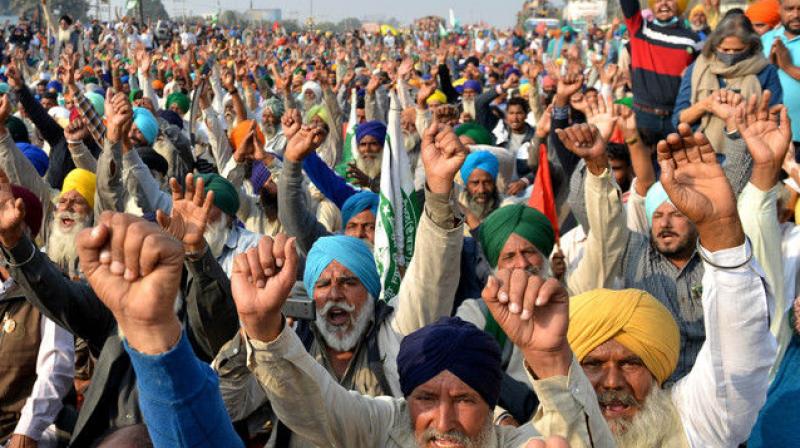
[528,143,559,242]
[272,21,281,33]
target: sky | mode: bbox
[110,0,521,28]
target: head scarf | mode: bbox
[229,120,265,150]
[84,91,105,116]
[158,109,184,130]
[746,0,781,28]
[478,205,555,268]
[568,288,680,385]
[425,90,447,105]
[166,91,190,114]
[301,81,322,101]
[195,173,240,217]
[250,161,271,193]
[137,148,168,176]
[460,150,499,184]
[355,120,387,145]
[644,182,672,226]
[12,185,42,238]
[62,168,96,208]
[305,104,330,124]
[455,122,493,146]
[462,79,482,94]
[5,116,29,143]
[398,317,502,407]
[341,191,379,227]
[264,97,285,118]
[303,235,380,299]
[17,143,49,176]
[133,107,159,145]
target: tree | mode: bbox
[10,0,89,21]
[126,0,169,22]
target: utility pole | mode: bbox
[138,0,144,25]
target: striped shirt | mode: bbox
[74,91,105,146]
[622,0,702,110]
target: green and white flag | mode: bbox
[374,91,422,301]
[125,0,139,10]
[334,89,358,182]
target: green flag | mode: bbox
[374,91,422,301]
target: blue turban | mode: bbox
[249,161,271,193]
[462,79,482,93]
[133,107,159,145]
[341,191,379,227]
[304,235,380,299]
[645,182,672,226]
[46,80,62,93]
[355,120,387,146]
[398,317,502,407]
[505,67,521,79]
[16,143,48,176]
[460,151,499,183]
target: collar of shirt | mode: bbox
[772,26,800,44]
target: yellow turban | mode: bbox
[426,90,447,106]
[648,0,689,15]
[568,289,680,385]
[689,4,706,19]
[61,168,96,209]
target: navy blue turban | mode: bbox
[355,120,387,146]
[398,317,503,408]
[341,191,379,227]
[463,79,482,94]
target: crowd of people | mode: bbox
[0,0,798,446]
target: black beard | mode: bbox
[260,190,279,220]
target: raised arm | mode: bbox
[655,119,773,447]
[0,95,52,207]
[231,234,399,447]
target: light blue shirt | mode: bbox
[217,224,261,275]
[763,26,800,140]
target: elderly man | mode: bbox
[346,120,387,190]
[261,97,287,156]
[213,119,466,446]
[458,151,502,231]
[228,213,615,447]
[0,180,73,448]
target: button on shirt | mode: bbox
[762,26,800,140]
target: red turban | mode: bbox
[11,185,42,238]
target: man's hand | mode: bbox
[535,104,553,138]
[280,108,302,142]
[416,80,437,107]
[105,90,133,145]
[735,90,792,191]
[232,121,263,162]
[0,93,12,125]
[221,68,236,93]
[366,74,381,95]
[554,73,583,107]
[482,270,571,378]
[231,234,298,343]
[77,212,184,354]
[283,124,326,163]
[156,174,214,256]
[525,436,570,448]
[5,65,23,90]
[421,118,468,195]
[59,50,79,91]
[346,162,375,190]
[64,117,89,143]
[657,123,744,251]
[555,123,608,175]
[506,179,528,196]
[0,168,26,249]
[584,94,615,142]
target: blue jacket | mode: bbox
[125,332,243,447]
[672,61,783,129]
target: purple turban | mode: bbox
[462,79,482,94]
[355,120,387,146]
[398,317,502,407]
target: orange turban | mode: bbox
[151,79,165,90]
[746,0,781,28]
[229,120,265,151]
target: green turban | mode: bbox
[195,173,240,217]
[83,76,99,85]
[455,122,493,146]
[166,92,191,114]
[129,88,143,103]
[305,104,329,124]
[478,204,555,268]
[5,116,29,143]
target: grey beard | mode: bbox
[356,152,383,179]
[403,131,420,154]
[204,215,230,259]
[462,99,476,120]
[609,383,683,448]
[416,413,493,448]
[466,192,499,221]
[261,122,278,140]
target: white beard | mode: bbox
[204,215,230,259]
[462,99,477,120]
[609,384,683,448]
[261,122,278,140]
[356,151,383,179]
[47,211,91,274]
[417,414,493,448]
[315,296,375,352]
[403,131,420,153]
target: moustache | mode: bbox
[597,389,639,408]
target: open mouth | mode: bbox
[326,307,350,326]
[429,438,465,448]
[60,217,75,228]
[601,400,632,418]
